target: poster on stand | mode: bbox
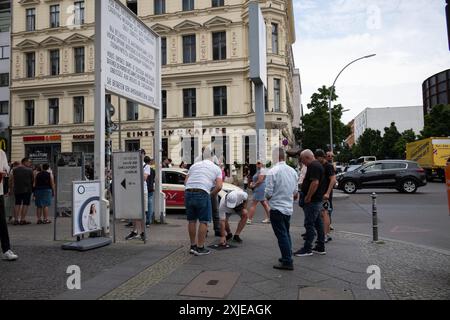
[73,181,102,236]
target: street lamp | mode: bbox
[328,54,376,152]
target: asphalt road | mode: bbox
[331,182,450,252]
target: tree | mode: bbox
[300,86,350,152]
[420,104,450,138]
[393,129,417,159]
[352,128,383,159]
[380,122,401,159]
[335,143,353,163]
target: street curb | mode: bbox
[333,193,350,200]
[337,231,450,256]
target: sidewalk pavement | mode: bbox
[2,210,449,300]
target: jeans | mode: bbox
[185,191,212,223]
[270,209,293,266]
[303,202,325,251]
[0,195,11,253]
[146,192,154,225]
[211,194,220,232]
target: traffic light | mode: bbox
[105,102,115,135]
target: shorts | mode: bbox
[34,189,52,208]
[185,191,212,224]
[219,208,244,221]
[15,193,32,206]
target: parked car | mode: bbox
[336,160,427,194]
[161,168,242,210]
[349,156,377,166]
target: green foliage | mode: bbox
[300,86,351,152]
[335,143,353,163]
[286,159,297,169]
[352,124,418,160]
[352,128,383,159]
[420,105,450,138]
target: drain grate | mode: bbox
[179,271,240,299]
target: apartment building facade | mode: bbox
[10,0,297,166]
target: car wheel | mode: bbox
[343,181,357,194]
[401,179,418,193]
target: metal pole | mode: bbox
[372,192,378,242]
[154,37,162,224]
[94,0,107,234]
[255,84,266,164]
[328,87,334,153]
[118,98,122,151]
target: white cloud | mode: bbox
[293,0,450,124]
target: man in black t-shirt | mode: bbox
[294,150,326,256]
[318,150,336,243]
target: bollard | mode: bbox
[371,192,378,242]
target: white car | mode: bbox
[161,168,242,210]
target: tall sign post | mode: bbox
[93,0,161,246]
[249,1,267,164]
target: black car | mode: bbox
[336,160,427,194]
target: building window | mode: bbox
[212,31,226,61]
[74,47,85,73]
[127,100,139,121]
[26,52,35,78]
[0,46,9,60]
[183,0,194,11]
[73,96,84,124]
[274,78,281,112]
[162,90,167,119]
[25,100,35,126]
[272,23,279,54]
[26,8,35,31]
[74,1,85,25]
[0,73,8,87]
[212,0,224,7]
[50,49,60,76]
[154,0,165,15]
[162,138,168,159]
[49,98,59,125]
[126,0,137,14]
[181,137,198,164]
[183,88,196,118]
[125,140,140,152]
[183,35,196,63]
[0,101,8,115]
[213,86,227,116]
[50,5,60,28]
[264,88,268,112]
[161,37,167,65]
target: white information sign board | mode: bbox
[72,181,102,237]
[112,152,144,220]
[102,0,160,109]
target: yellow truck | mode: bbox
[406,137,450,182]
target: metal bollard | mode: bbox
[371,192,378,242]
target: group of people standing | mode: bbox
[183,146,336,272]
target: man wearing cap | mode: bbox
[218,190,249,246]
[185,147,223,256]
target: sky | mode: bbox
[292,0,450,124]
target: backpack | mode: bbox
[145,166,155,193]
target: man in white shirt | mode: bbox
[185,147,223,256]
[0,149,18,261]
[265,147,298,270]
[218,190,249,246]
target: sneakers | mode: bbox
[246,219,252,225]
[189,245,198,255]
[261,219,271,224]
[312,246,327,255]
[233,235,243,243]
[125,231,138,240]
[140,232,146,241]
[273,262,294,271]
[325,236,332,243]
[330,225,334,231]
[2,250,18,261]
[194,247,210,256]
[294,248,313,257]
[226,233,233,241]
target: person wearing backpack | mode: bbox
[144,156,155,226]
